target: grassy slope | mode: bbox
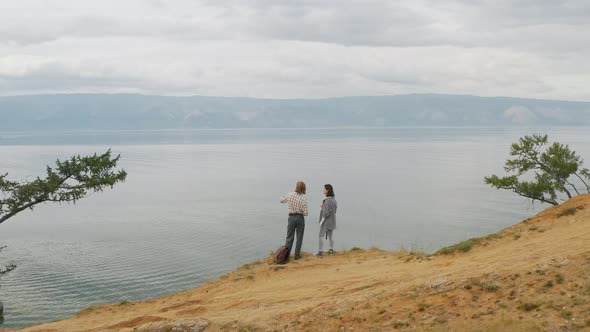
[7,194,590,332]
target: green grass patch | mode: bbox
[437,239,475,255]
[436,233,503,255]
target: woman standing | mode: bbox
[280,181,309,260]
[317,184,337,257]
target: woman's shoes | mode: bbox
[317,250,334,257]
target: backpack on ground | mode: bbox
[273,246,289,264]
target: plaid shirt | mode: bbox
[280,192,309,216]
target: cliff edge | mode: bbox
[8,195,590,331]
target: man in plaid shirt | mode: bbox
[280,181,308,260]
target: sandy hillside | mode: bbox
[6,195,590,332]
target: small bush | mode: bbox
[518,303,539,311]
[238,324,258,332]
[392,321,408,328]
[560,310,573,319]
[556,274,565,284]
[558,207,578,217]
[437,246,454,255]
[350,247,363,251]
[545,280,554,288]
[485,233,504,240]
[485,283,499,292]
[457,240,475,252]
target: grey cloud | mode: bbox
[465,0,590,27]
[3,1,589,51]
[245,1,433,46]
[0,60,140,92]
[200,0,590,52]
[0,16,223,46]
[0,1,589,99]
[0,56,212,96]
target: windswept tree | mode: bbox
[0,149,125,321]
[485,134,590,206]
[0,149,127,224]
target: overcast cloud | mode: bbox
[0,0,589,99]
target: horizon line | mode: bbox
[1,92,589,104]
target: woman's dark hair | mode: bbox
[295,181,306,194]
[324,184,335,197]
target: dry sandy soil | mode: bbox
[5,195,590,332]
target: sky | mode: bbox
[0,0,589,100]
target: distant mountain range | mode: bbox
[1,93,589,130]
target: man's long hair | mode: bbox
[295,181,306,194]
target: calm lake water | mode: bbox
[1,127,589,328]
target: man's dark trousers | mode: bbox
[285,214,305,258]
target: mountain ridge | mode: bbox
[1,93,590,130]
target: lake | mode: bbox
[1,127,589,328]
